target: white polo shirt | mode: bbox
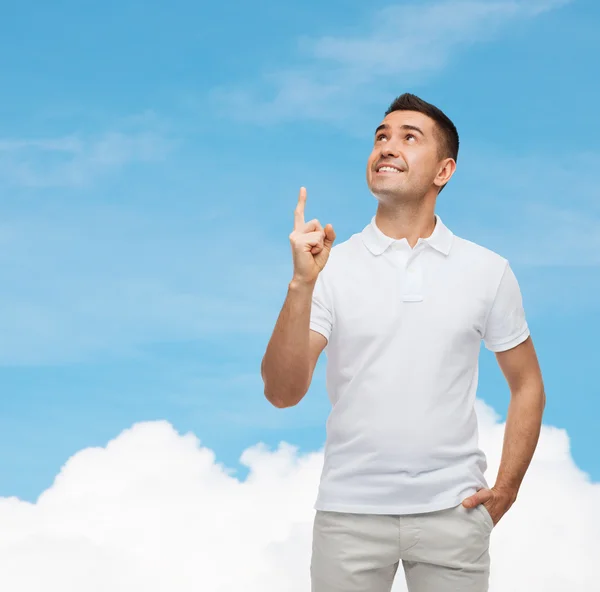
[310,214,530,515]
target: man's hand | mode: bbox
[289,187,336,286]
[462,486,517,527]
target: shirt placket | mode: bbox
[402,244,424,303]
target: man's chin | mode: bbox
[368,184,409,201]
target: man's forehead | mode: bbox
[380,110,434,130]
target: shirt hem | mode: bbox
[313,493,475,516]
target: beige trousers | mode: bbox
[311,503,493,592]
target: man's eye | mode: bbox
[376,134,387,141]
[406,134,416,141]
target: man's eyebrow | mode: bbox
[401,124,424,136]
[375,123,389,136]
[374,123,425,136]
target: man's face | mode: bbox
[366,110,449,202]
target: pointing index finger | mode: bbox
[294,187,307,230]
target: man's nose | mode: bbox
[381,142,401,158]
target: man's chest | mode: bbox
[328,259,490,349]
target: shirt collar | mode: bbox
[361,214,454,256]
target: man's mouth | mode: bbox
[376,164,405,174]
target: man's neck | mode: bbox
[375,200,437,248]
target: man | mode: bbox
[260,93,545,592]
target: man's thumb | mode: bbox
[324,224,336,247]
[463,489,491,508]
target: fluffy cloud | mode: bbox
[0,400,597,591]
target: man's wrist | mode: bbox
[289,276,317,292]
[493,483,519,503]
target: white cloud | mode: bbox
[0,130,172,188]
[212,0,574,124]
[0,400,597,591]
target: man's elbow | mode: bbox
[518,378,546,412]
[540,385,547,410]
[263,382,306,409]
[266,393,293,408]
[532,374,546,406]
[261,361,308,408]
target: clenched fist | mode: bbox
[289,187,336,285]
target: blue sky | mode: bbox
[1,0,599,503]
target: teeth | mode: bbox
[378,166,401,173]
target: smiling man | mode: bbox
[261,93,546,592]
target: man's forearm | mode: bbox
[261,279,315,408]
[494,384,546,498]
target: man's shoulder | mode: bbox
[451,234,508,269]
[329,231,365,261]
[318,232,366,285]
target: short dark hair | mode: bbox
[385,93,459,182]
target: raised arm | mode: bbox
[261,187,336,408]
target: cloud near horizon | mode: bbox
[0,400,597,591]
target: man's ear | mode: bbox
[435,158,456,188]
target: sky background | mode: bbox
[0,0,599,589]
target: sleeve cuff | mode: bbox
[485,325,530,353]
[310,321,330,342]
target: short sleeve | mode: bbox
[310,271,333,342]
[483,262,530,352]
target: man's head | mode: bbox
[366,93,459,204]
